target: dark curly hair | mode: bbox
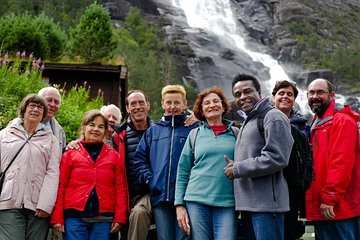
[272,80,299,98]
[193,86,231,122]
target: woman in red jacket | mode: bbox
[51,109,128,240]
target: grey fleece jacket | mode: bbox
[233,97,293,212]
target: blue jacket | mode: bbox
[133,113,198,207]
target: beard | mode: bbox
[309,99,330,116]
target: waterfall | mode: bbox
[167,0,317,113]
[170,0,289,92]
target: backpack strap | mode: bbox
[189,126,238,156]
[230,126,239,137]
[189,127,200,155]
[257,107,274,138]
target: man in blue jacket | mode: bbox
[134,85,198,240]
[224,74,293,240]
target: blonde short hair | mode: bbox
[161,85,186,100]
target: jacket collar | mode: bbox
[112,116,153,134]
[158,113,187,127]
[202,118,234,130]
[313,100,360,127]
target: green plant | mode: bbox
[0,13,66,60]
[69,2,118,63]
[0,52,47,129]
[0,53,103,140]
[56,83,103,142]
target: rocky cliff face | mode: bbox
[105,0,360,94]
[232,0,360,87]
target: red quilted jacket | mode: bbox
[51,141,128,224]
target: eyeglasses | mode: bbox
[28,103,44,111]
[307,90,329,97]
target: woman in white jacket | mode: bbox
[0,93,60,240]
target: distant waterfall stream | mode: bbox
[169,0,314,112]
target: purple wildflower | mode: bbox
[83,81,87,87]
[32,61,38,68]
[29,53,34,60]
[21,51,26,58]
[16,51,21,57]
[40,64,45,71]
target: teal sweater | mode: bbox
[175,121,236,207]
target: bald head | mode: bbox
[308,79,333,93]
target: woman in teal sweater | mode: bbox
[175,86,238,240]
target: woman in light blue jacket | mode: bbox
[175,86,238,240]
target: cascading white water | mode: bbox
[169,0,312,112]
[170,0,289,90]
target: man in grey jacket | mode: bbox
[224,74,293,240]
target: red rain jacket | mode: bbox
[306,100,360,220]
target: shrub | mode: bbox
[0,52,47,128]
[0,53,103,142]
[56,83,103,142]
[69,2,118,63]
[0,13,66,60]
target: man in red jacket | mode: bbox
[306,78,360,239]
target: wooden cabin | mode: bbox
[42,63,128,115]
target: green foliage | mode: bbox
[0,0,94,30]
[318,42,360,92]
[33,14,67,60]
[56,84,103,142]
[0,13,66,60]
[285,3,360,92]
[0,54,47,129]
[41,0,94,30]
[0,53,103,142]
[69,2,118,63]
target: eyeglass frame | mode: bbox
[307,89,329,97]
[28,102,45,111]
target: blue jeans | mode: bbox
[153,202,189,240]
[242,211,285,240]
[186,201,237,240]
[64,218,111,240]
[314,216,360,240]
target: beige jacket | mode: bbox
[0,118,60,214]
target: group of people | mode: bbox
[0,72,359,240]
